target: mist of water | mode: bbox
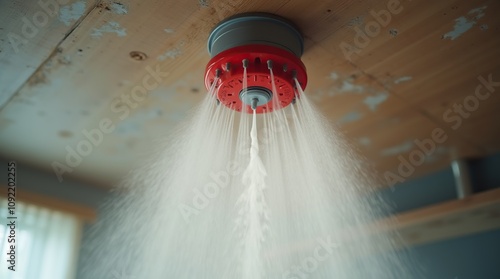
[80,73,417,278]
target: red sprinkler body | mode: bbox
[204,13,308,114]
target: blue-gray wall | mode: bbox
[411,229,500,279]
[380,152,500,278]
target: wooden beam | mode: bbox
[377,188,500,246]
[0,188,96,222]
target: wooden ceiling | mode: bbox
[0,0,499,186]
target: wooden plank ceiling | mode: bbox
[0,0,499,186]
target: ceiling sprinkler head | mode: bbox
[239,86,273,110]
[204,12,308,113]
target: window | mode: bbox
[0,198,83,279]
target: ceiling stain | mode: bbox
[26,48,73,87]
[27,70,48,86]
[58,55,72,65]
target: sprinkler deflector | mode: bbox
[205,13,307,113]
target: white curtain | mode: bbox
[0,198,83,279]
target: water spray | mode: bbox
[205,13,308,113]
[82,11,414,279]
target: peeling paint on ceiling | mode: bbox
[158,46,183,61]
[198,0,209,7]
[110,2,128,15]
[338,111,363,125]
[329,72,340,80]
[442,6,487,40]
[347,16,364,27]
[363,92,388,111]
[91,21,127,38]
[59,1,87,26]
[394,76,412,84]
[338,79,366,94]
